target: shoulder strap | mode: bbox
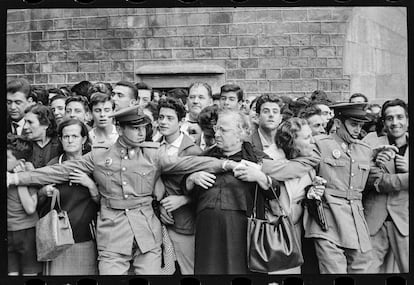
[50,190,62,212]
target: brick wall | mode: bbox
[7,7,354,101]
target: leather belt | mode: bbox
[101,196,152,210]
[325,188,362,200]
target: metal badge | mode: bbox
[105,157,113,167]
[332,149,341,159]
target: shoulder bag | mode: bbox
[247,185,304,273]
[36,189,75,262]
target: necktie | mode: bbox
[12,122,19,135]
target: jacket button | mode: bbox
[122,181,127,185]
[124,194,128,198]
[124,156,128,160]
[122,167,126,171]
[351,173,354,176]
[351,159,355,163]
[125,209,129,212]
[350,186,353,190]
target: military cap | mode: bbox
[330,102,371,122]
[110,104,151,126]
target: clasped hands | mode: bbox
[373,145,407,173]
[188,159,269,190]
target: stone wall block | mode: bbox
[8,33,30,52]
[241,58,258,68]
[53,62,78,73]
[282,69,300,79]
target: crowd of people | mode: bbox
[6,77,408,275]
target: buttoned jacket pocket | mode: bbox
[323,158,346,187]
[133,168,156,195]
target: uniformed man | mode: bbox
[7,105,241,275]
[302,102,374,273]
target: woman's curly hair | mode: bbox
[275,117,309,159]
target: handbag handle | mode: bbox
[251,183,287,219]
[50,189,62,212]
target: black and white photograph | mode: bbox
[5,5,408,279]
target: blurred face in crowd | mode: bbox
[241,95,256,115]
[60,124,86,155]
[7,91,30,122]
[220,92,240,111]
[138,89,152,107]
[258,102,282,132]
[306,114,326,136]
[383,105,408,139]
[158,107,181,138]
[187,85,212,119]
[316,104,333,124]
[187,123,202,146]
[350,96,366,103]
[65,101,88,123]
[23,112,47,142]
[152,91,160,103]
[343,118,365,139]
[120,124,147,145]
[370,105,381,116]
[249,101,259,127]
[92,101,114,129]
[112,85,136,111]
[294,124,315,157]
[143,107,158,138]
[50,98,66,125]
[214,113,242,153]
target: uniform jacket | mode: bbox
[160,134,202,235]
[17,139,225,255]
[363,134,409,236]
[303,134,372,252]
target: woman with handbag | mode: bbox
[38,119,99,275]
[186,110,277,274]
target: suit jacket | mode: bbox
[160,134,202,235]
[363,134,409,236]
[248,128,264,152]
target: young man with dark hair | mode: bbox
[49,94,68,125]
[299,105,326,136]
[219,84,243,111]
[65,95,90,125]
[249,94,285,160]
[135,82,153,107]
[88,92,118,147]
[363,98,408,273]
[112,81,138,111]
[7,78,33,135]
[156,97,202,274]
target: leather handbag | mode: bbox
[36,190,75,262]
[247,185,304,273]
